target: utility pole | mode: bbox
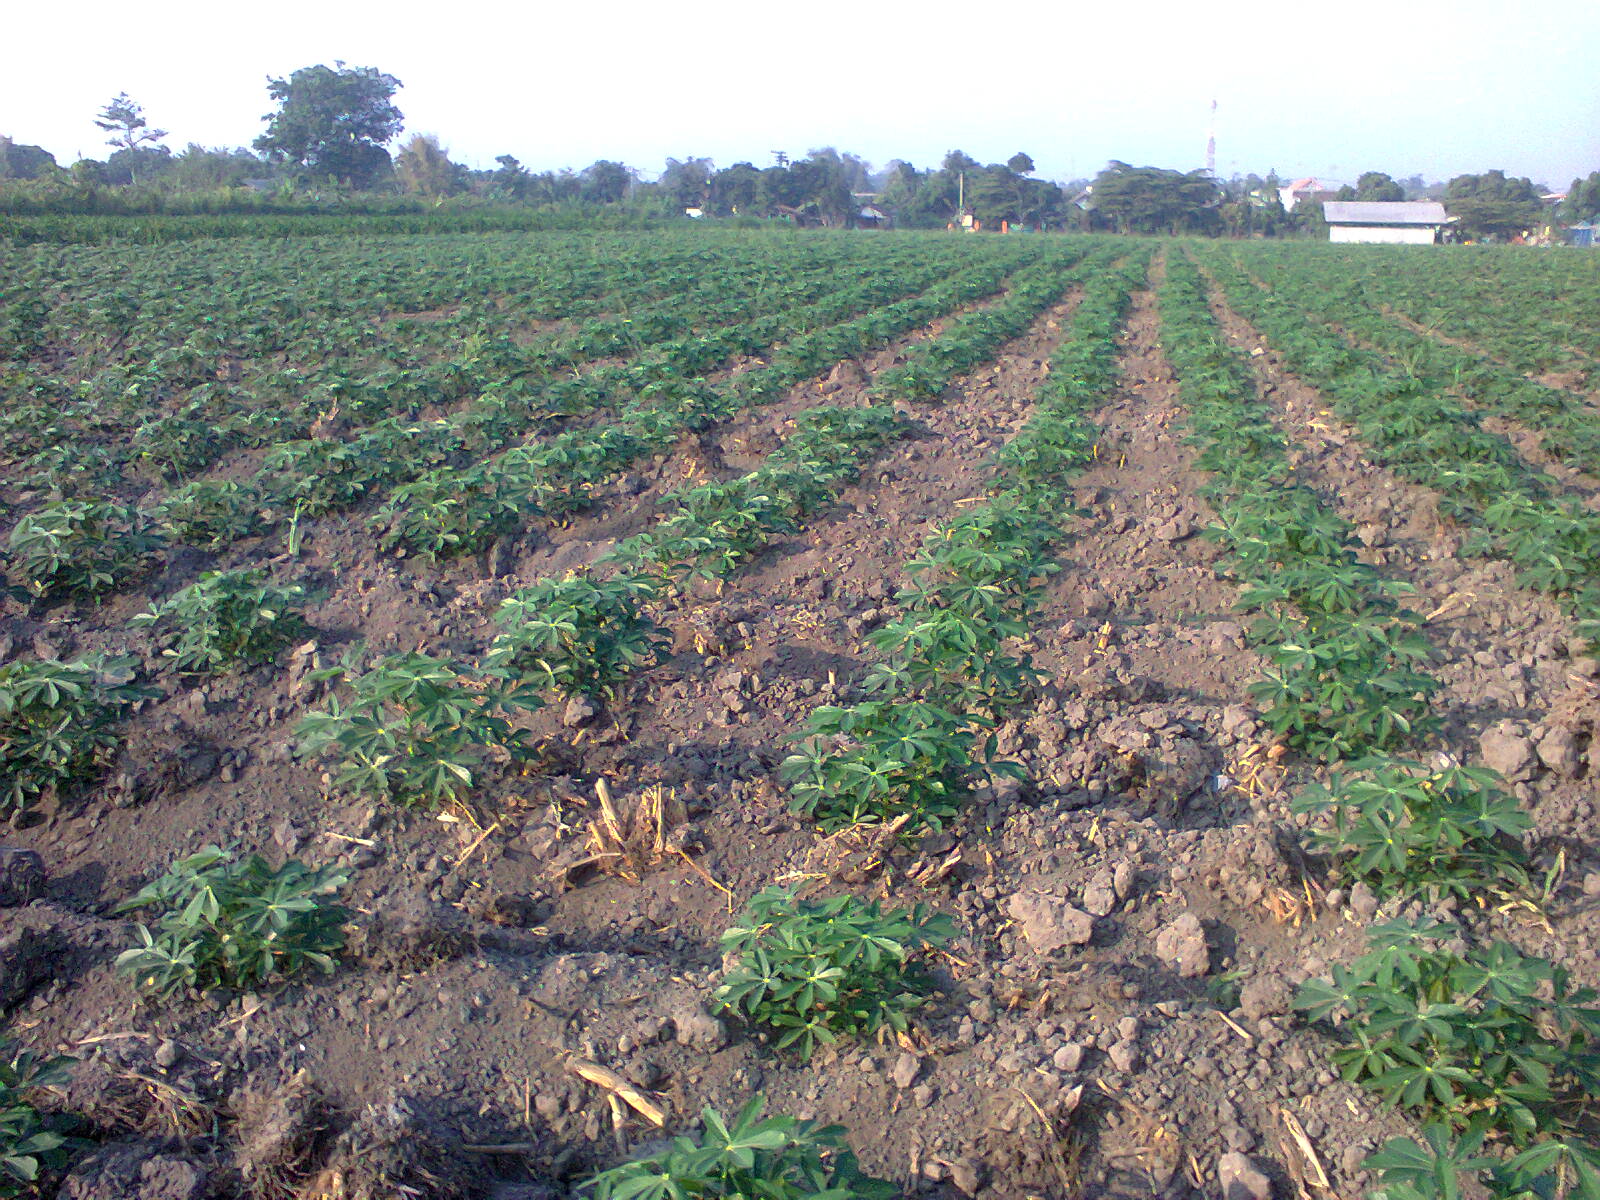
[958,170,965,210]
[772,150,789,168]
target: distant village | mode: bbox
[2,73,1596,244]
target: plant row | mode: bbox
[3,235,894,491]
[1159,253,1441,762]
[1234,242,1600,380]
[1161,254,1597,1200]
[1228,247,1600,475]
[4,243,979,514]
[1195,250,1600,635]
[604,246,1121,585]
[0,257,1025,595]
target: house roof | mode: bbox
[1323,201,1448,226]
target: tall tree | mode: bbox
[942,149,979,174]
[660,156,715,207]
[491,154,532,201]
[1006,151,1035,175]
[95,93,167,184]
[1561,172,1600,223]
[95,93,167,154]
[0,137,58,181]
[580,160,633,203]
[709,162,765,215]
[254,63,403,188]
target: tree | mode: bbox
[1007,151,1035,175]
[580,160,633,203]
[489,155,532,201]
[105,146,173,186]
[166,145,263,190]
[1089,162,1220,234]
[1354,171,1404,201]
[710,162,765,215]
[942,149,979,174]
[94,93,167,184]
[1444,169,1541,240]
[1561,171,1600,224]
[95,93,167,154]
[660,156,714,207]
[0,137,58,181]
[254,63,403,188]
[395,134,461,198]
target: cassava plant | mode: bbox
[0,1040,74,1197]
[484,572,666,701]
[132,569,310,674]
[5,500,163,600]
[0,656,155,812]
[115,846,348,998]
[1292,760,1532,901]
[153,480,266,549]
[584,1097,894,1200]
[1298,920,1600,1200]
[781,698,1015,834]
[714,886,954,1060]
[295,651,542,806]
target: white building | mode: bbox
[1323,201,1449,244]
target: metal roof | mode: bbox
[1322,201,1449,226]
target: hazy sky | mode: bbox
[6,0,1598,188]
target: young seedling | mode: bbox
[485,572,666,701]
[782,697,1014,834]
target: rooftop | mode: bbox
[1323,200,1449,226]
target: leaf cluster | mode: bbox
[115,845,348,998]
[714,887,954,1060]
[781,698,1012,834]
[1298,920,1600,1197]
[153,480,267,548]
[0,1040,74,1196]
[1292,760,1531,901]
[371,465,530,560]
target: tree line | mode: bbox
[0,63,1590,240]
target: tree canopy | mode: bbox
[1338,171,1404,202]
[0,137,57,181]
[1444,169,1541,240]
[254,63,403,188]
[1561,171,1600,224]
[1090,162,1220,234]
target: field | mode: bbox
[1,227,1598,1200]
